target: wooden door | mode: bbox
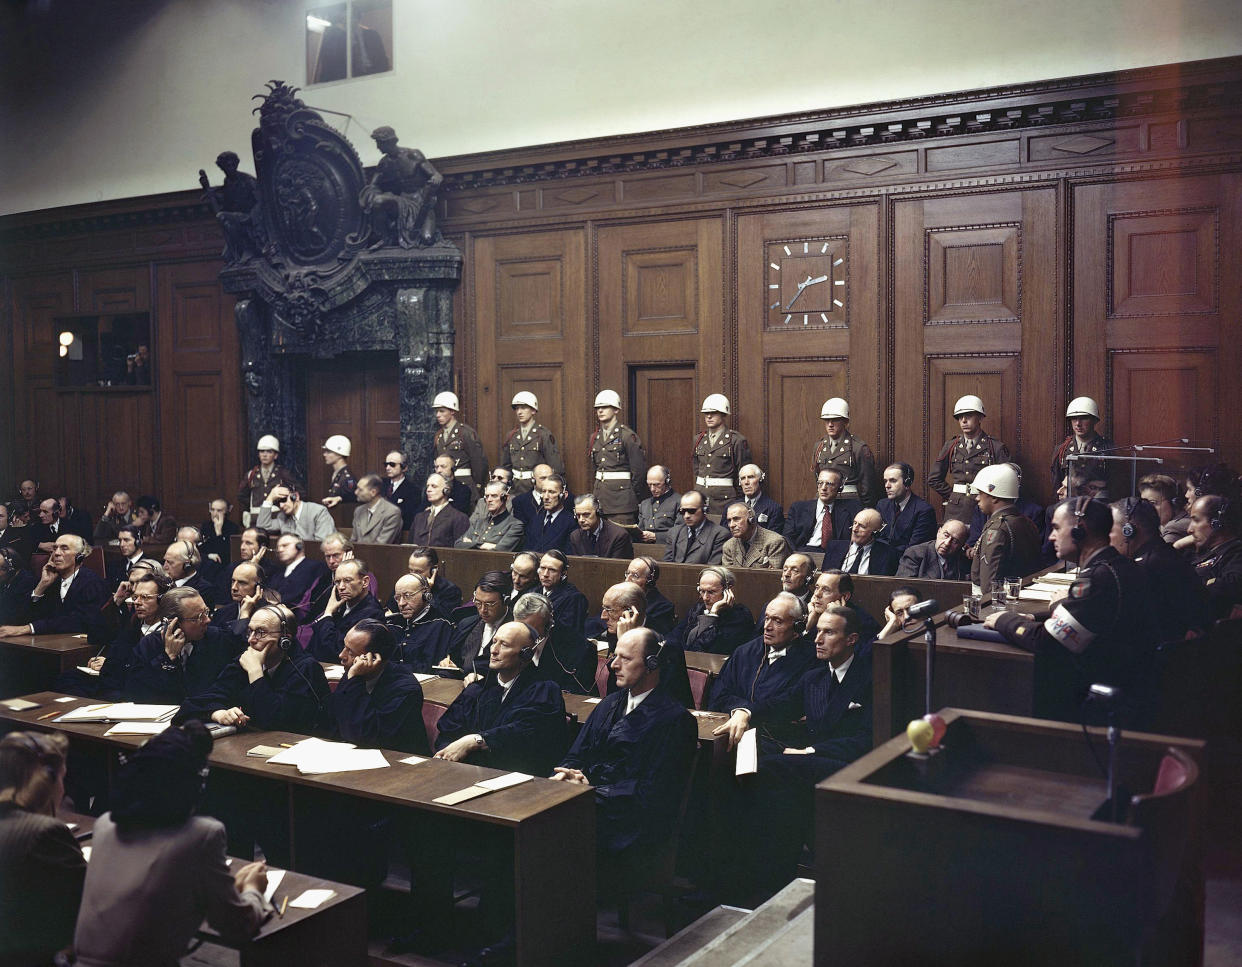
[305,351,400,497]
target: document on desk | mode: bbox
[56,702,178,723]
[434,772,534,805]
[288,888,334,909]
[399,755,428,765]
[1,698,40,711]
[75,666,101,677]
[414,673,438,683]
[266,737,390,774]
[263,869,285,903]
[735,728,758,777]
[104,721,170,736]
[247,745,286,758]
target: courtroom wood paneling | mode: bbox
[155,260,243,521]
[893,188,1061,510]
[305,351,401,497]
[632,366,697,491]
[473,229,588,493]
[79,265,150,313]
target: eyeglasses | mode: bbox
[472,597,502,610]
[394,591,424,602]
[696,586,721,595]
[679,507,701,515]
[384,461,401,467]
[185,610,210,622]
[246,628,275,640]
[623,570,644,580]
[600,605,621,616]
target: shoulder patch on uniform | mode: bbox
[1044,604,1094,654]
[1068,577,1090,599]
[1016,625,1027,636]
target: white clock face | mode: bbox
[765,238,847,328]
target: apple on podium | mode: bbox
[906,713,947,753]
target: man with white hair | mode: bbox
[822,508,899,576]
[0,533,107,638]
[898,521,970,580]
[737,463,784,535]
[386,573,454,672]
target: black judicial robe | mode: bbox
[645,587,677,636]
[181,653,329,736]
[670,600,756,656]
[434,666,567,776]
[544,580,588,635]
[331,662,428,755]
[388,608,454,673]
[596,630,694,709]
[267,558,330,624]
[430,577,463,617]
[707,634,816,724]
[124,626,240,705]
[559,687,696,854]
[531,624,597,695]
[307,595,384,662]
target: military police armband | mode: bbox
[1043,604,1095,654]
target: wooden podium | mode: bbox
[814,709,1205,966]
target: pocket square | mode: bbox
[848,701,863,710]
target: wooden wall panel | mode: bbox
[79,265,149,313]
[305,351,399,498]
[761,359,849,504]
[1110,350,1217,455]
[473,230,588,494]
[632,367,697,493]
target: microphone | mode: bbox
[907,598,939,620]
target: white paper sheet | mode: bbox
[265,737,356,766]
[414,673,438,683]
[82,846,92,862]
[398,755,428,765]
[296,748,390,775]
[476,772,532,791]
[75,665,101,677]
[288,888,334,909]
[263,869,285,903]
[735,727,758,777]
[104,722,170,735]
[57,702,177,723]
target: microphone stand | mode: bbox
[923,616,936,718]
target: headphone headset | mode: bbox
[74,540,91,563]
[789,598,809,637]
[517,621,539,661]
[891,462,914,488]
[255,603,296,654]
[1070,496,1090,543]
[1120,496,1140,540]
[644,638,666,672]
[1210,496,1231,532]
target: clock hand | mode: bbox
[783,275,815,311]
[804,274,828,286]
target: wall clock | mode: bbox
[765,237,847,327]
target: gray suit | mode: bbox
[664,519,729,565]
[721,525,793,569]
[352,498,403,544]
[254,499,335,542]
[74,813,267,967]
[455,509,526,552]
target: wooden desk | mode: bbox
[63,810,368,967]
[870,615,1034,743]
[1,693,595,967]
[815,708,1206,966]
[0,632,94,699]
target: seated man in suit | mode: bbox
[876,462,937,556]
[553,627,697,885]
[92,491,132,545]
[663,490,728,564]
[809,568,880,644]
[180,602,329,735]
[455,480,525,551]
[434,620,568,775]
[877,586,922,639]
[124,588,241,704]
[669,566,756,656]
[737,464,785,535]
[721,500,793,569]
[511,463,551,526]
[381,449,421,536]
[265,533,330,626]
[162,539,217,608]
[31,496,91,552]
[0,546,36,627]
[780,552,817,607]
[0,501,34,565]
[131,494,178,545]
[331,618,427,754]
[444,571,512,682]
[254,484,335,543]
[237,527,275,582]
[106,524,155,591]
[821,508,900,576]
[623,556,676,635]
[522,473,575,554]
[209,561,274,637]
[410,472,471,548]
[537,550,588,635]
[709,592,816,748]
[569,494,634,559]
[386,574,454,672]
[433,454,475,515]
[0,533,107,639]
[506,551,541,610]
[512,592,597,694]
[589,583,694,707]
[783,467,860,553]
[406,546,463,616]
[637,465,680,545]
[307,558,384,662]
[897,520,970,580]
[351,474,404,544]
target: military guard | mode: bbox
[589,390,648,527]
[693,394,752,511]
[499,391,564,497]
[432,391,489,506]
[928,395,1010,525]
[968,464,1043,595]
[1050,396,1119,497]
[812,398,879,507]
[237,434,297,526]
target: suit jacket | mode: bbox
[897,540,970,581]
[523,506,576,554]
[74,814,267,967]
[254,500,335,542]
[198,518,241,569]
[409,505,470,548]
[181,653,330,736]
[721,525,793,569]
[449,611,510,678]
[663,518,729,565]
[569,519,634,559]
[332,661,428,755]
[782,498,861,551]
[545,580,588,635]
[387,608,455,672]
[736,493,785,536]
[124,625,241,704]
[560,687,697,854]
[105,552,159,592]
[512,490,544,526]
[352,499,404,544]
[383,476,422,533]
[876,493,937,555]
[672,600,757,656]
[28,565,108,636]
[645,587,677,636]
[821,539,901,576]
[435,665,568,776]
[307,594,385,662]
[0,569,37,626]
[708,635,816,723]
[0,802,86,965]
[455,509,525,552]
[1133,538,1212,642]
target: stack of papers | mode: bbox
[56,703,178,724]
[75,666,101,677]
[104,722,170,736]
[432,772,534,805]
[1,698,40,712]
[1039,570,1079,584]
[265,737,390,775]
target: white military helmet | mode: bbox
[970,464,1019,500]
[1065,396,1100,420]
[322,434,352,458]
[954,395,986,417]
[594,389,622,409]
[511,391,539,410]
[432,391,460,411]
[256,434,280,452]
[820,397,850,420]
[701,393,731,415]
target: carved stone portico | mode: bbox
[214,81,461,486]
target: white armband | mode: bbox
[1043,604,1095,654]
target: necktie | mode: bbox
[819,504,832,546]
[544,512,552,529]
[847,548,862,574]
[687,526,697,549]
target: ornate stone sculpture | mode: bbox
[359,126,443,249]
[198,151,264,263]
